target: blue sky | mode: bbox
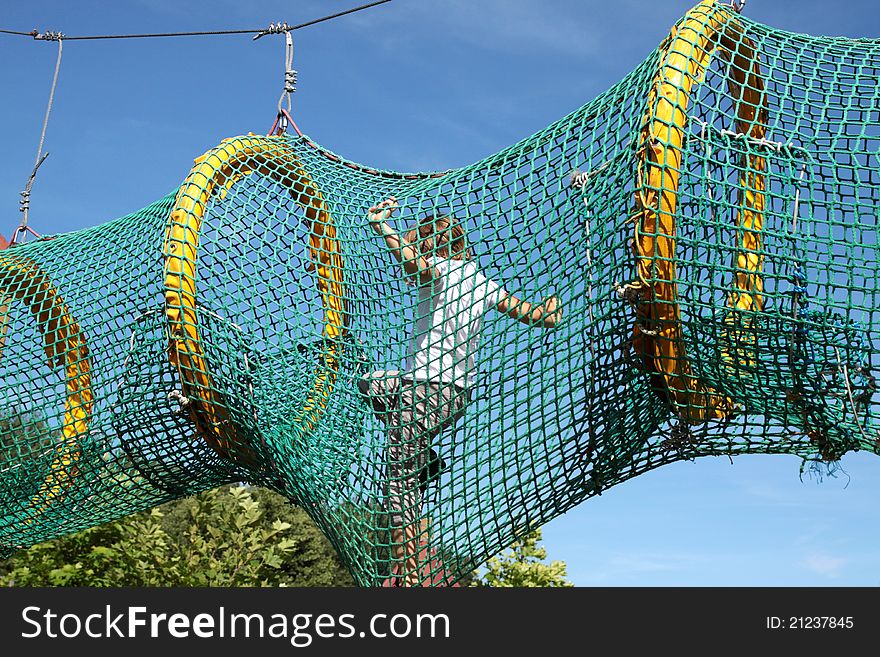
[1,0,879,586]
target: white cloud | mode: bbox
[800,554,847,578]
[608,554,679,573]
[737,476,849,510]
[575,551,717,585]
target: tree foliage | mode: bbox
[475,528,573,587]
[1,488,572,587]
[0,485,354,587]
[2,406,570,589]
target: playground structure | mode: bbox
[0,0,877,586]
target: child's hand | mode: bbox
[542,295,562,327]
[368,197,398,226]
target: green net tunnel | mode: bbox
[0,0,877,586]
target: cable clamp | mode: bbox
[284,68,298,94]
[33,30,63,41]
[253,21,291,40]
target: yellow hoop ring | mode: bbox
[631,0,767,423]
[0,252,92,520]
[163,135,346,465]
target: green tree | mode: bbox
[0,485,354,587]
[475,527,573,587]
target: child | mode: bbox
[360,197,562,587]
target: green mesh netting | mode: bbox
[0,0,877,586]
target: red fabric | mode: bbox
[381,543,462,588]
[417,544,461,587]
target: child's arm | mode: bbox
[368,197,437,285]
[496,293,562,328]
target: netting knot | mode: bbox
[659,422,695,456]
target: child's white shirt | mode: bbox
[405,257,506,389]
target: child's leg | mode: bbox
[390,380,467,586]
[358,371,409,583]
[357,370,400,417]
[360,372,466,586]
[387,382,425,585]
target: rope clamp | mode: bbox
[614,280,648,305]
[168,389,192,416]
